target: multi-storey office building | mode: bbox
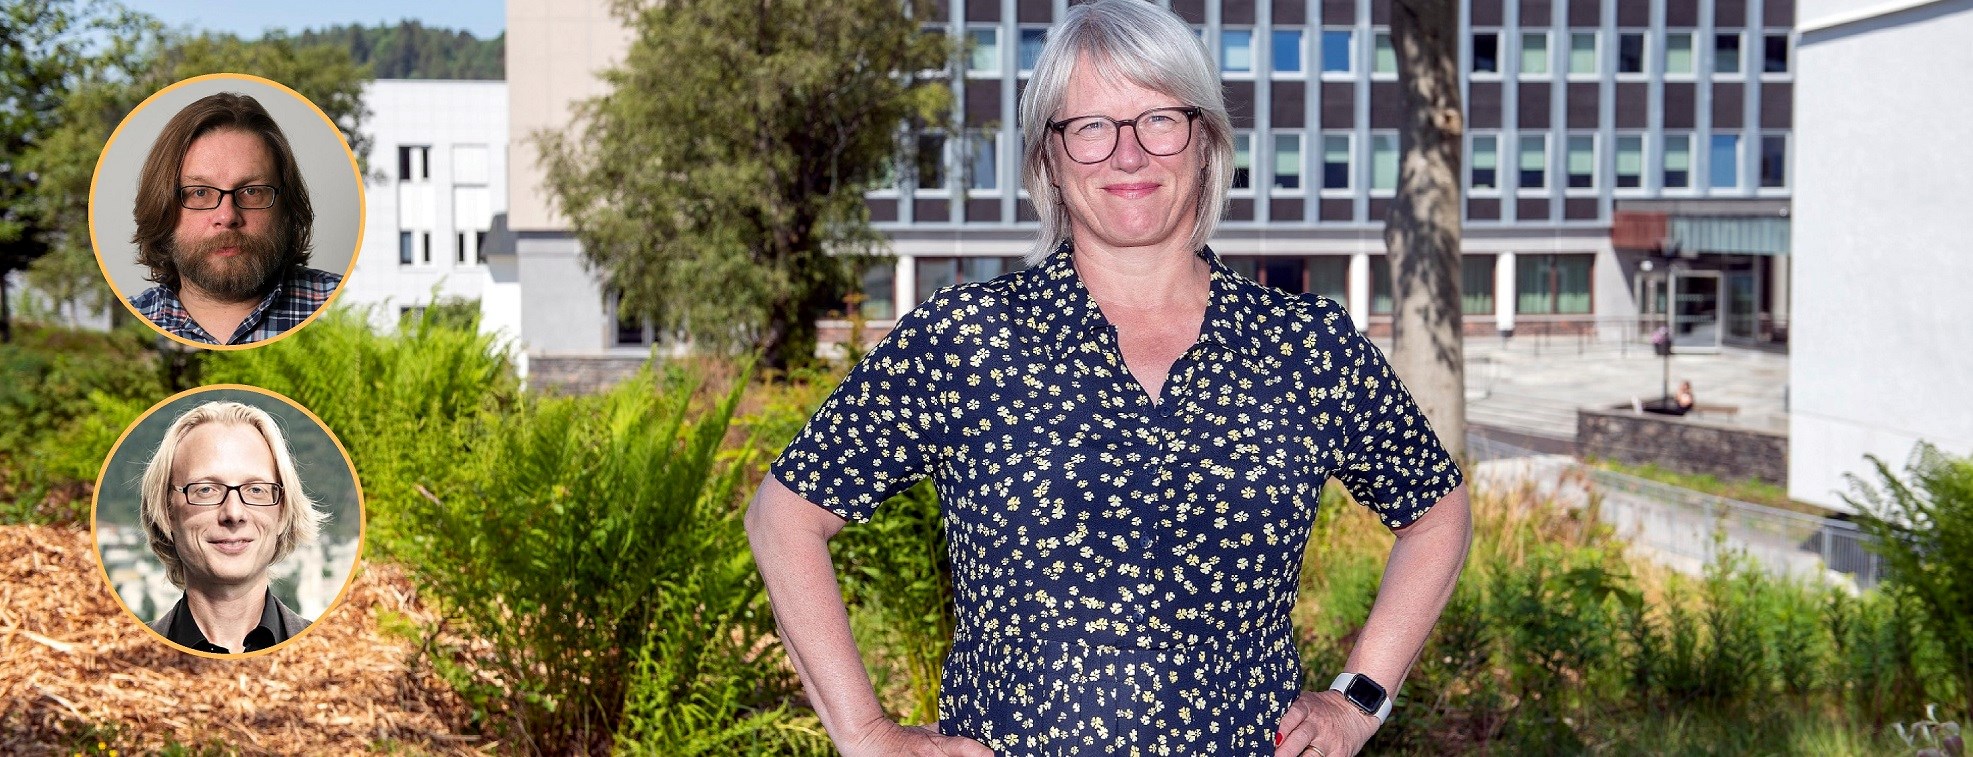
[341,80,520,344]
[501,0,1794,386]
[856,0,1794,350]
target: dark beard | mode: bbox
[171,226,289,303]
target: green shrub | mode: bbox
[0,324,167,523]
[831,480,954,725]
[202,307,517,556]
[404,368,792,753]
[1847,443,1973,720]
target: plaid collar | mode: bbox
[130,265,342,346]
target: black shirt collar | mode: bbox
[163,588,296,654]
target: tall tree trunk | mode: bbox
[1,270,12,343]
[1386,0,1468,460]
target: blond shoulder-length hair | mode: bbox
[139,400,328,588]
[1018,0,1236,264]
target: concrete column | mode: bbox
[895,254,918,315]
[1348,251,1371,331]
[1496,251,1517,336]
[1770,254,1789,333]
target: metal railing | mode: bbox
[1586,467,1883,590]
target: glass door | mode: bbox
[1670,270,1723,352]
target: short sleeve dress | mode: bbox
[770,244,1463,756]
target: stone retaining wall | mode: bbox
[529,356,648,394]
[1577,406,1788,485]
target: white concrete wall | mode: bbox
[507,0,631,232]
[1789,0,1973,511]
[341,80,511,335]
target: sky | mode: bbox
[117,0,506,39]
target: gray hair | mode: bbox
[1018,0,1235,263]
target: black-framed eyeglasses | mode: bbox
[1047,106,1203,164]
[174,481,284,507]
[178,184,279,210]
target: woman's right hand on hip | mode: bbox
[844,720,995,757]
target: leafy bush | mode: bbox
[831,480,954,725]
[1847,443,1973,720]
[0,324,167,523]
[202,307,517,556]
[403,368,807,753]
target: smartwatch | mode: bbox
[1328,672,1392,725]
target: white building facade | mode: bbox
[1788,0,1973,511]
[340,79,521,346]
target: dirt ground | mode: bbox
[0,525,483,755]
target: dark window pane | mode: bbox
[1473,32,1499,73]
[1763,33,1789,73]
[1261,257,1306,294]
[398,231,413,265]
[1618,32,1645,73]
[1760,135,1787,188]
[1462,255,1496,315]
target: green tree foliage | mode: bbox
[0,0,160,340]
[18,15,373,324]
[1848,443,1973,720]
[293,21,503,80]
[540,0,951,369]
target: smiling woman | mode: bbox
[91,385,364,658]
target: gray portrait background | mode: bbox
[92,76,363,301]
[94,388,363,627]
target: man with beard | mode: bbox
[128,92,341,345]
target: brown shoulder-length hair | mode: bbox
[132,91,315,290]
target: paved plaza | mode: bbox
[1429,334,1792,446]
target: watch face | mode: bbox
[1344,675,1386,712]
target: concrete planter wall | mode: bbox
[1577,407,1789,485]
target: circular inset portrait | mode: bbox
[92,385,364,658]
[90,73,363,349]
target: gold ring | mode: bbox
[1301,745,1328,757]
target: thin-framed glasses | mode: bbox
[1047,106,1203,164]
[178,184,279,210]
[174,481,284,507]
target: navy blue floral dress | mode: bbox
[771,244,1463,755]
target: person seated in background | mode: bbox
[1675,380,1697,414]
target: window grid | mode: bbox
[1470,133,1500,194]
[1273,131,1305,193]
[1519,30,1551,78]
[1222,27,1255,77]
[1321,28,1355,77]
[1518,133,1549,192]
[1614,133,1646,192]
[1472,30,1502,77]
[966,26,1000,76]
[1320,132,1352,193]
[1565,133,1597,192]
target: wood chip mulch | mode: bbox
[0,525,487,755]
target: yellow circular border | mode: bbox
[88,383,369,660]
[87,72,367,351]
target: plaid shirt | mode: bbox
[130,265,342,346]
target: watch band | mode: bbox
[1328,673,1393,725]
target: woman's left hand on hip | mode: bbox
[1272,689,1380,757]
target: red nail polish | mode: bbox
[1274,731,1283,746]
